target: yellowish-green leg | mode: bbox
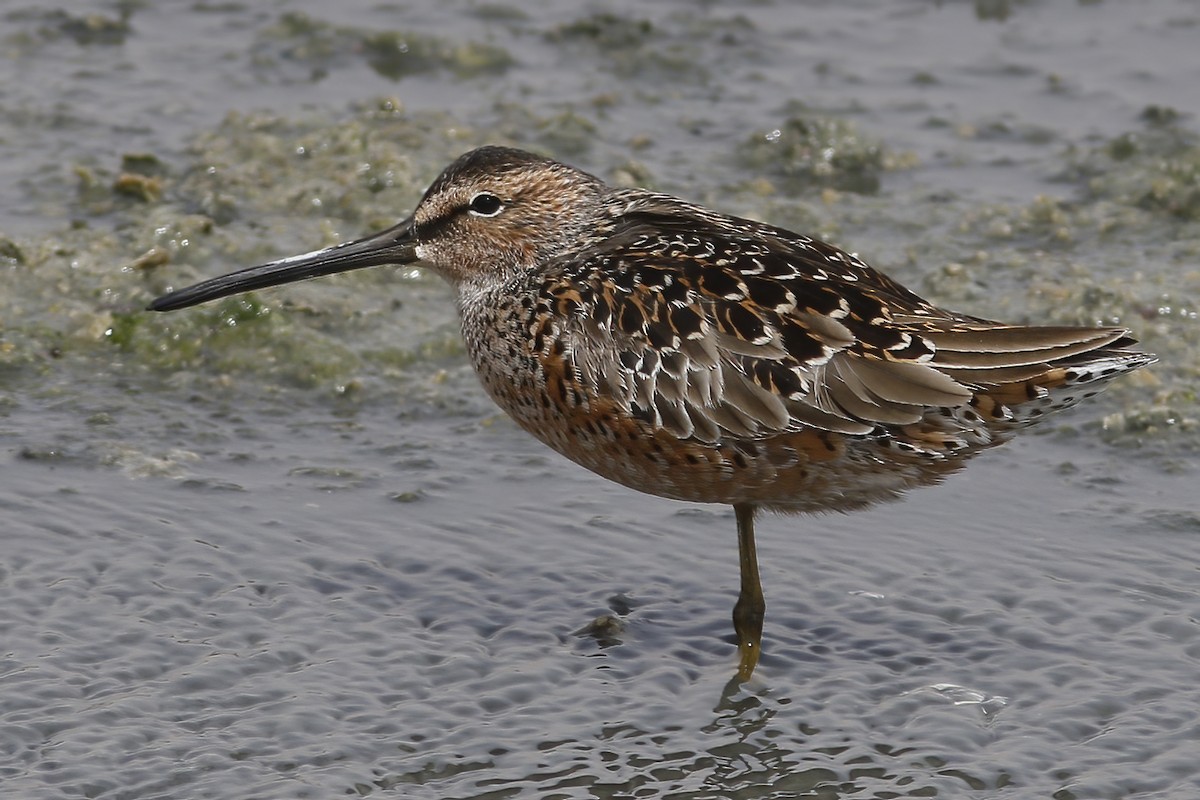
[732,502,765,681]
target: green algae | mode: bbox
[0,9,133,48]
[549,13,655,48]
[0,103,483,395]
[112,172,163,203]
[260,12,513,82]
[0,236,25,265]
[737,105,916,195]
[545,11,756,83]
[119,152,168,177]
[1082,127,1200,222]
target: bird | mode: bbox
[149,145,1155,680]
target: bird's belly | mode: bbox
[488,380,973,514]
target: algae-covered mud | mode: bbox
[6,100,1196,438]
[1,2,1198,798]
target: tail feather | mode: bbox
[889,330,1155,460]
[977,347,1155,426]
[925,325,1132,370]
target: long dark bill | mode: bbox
[147,218,418,312]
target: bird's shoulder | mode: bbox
[538,192,946,364]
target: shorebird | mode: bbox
[149,145,1154,680]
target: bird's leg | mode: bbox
[732,502,765,681]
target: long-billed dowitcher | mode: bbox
[150,145,1154,680]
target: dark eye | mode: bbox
[468,192,504,217]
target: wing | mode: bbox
[535,209,1138,444]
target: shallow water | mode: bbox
[2,1,1199,798]
[5,395,1199,798]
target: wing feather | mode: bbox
[541,219,1142,445]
